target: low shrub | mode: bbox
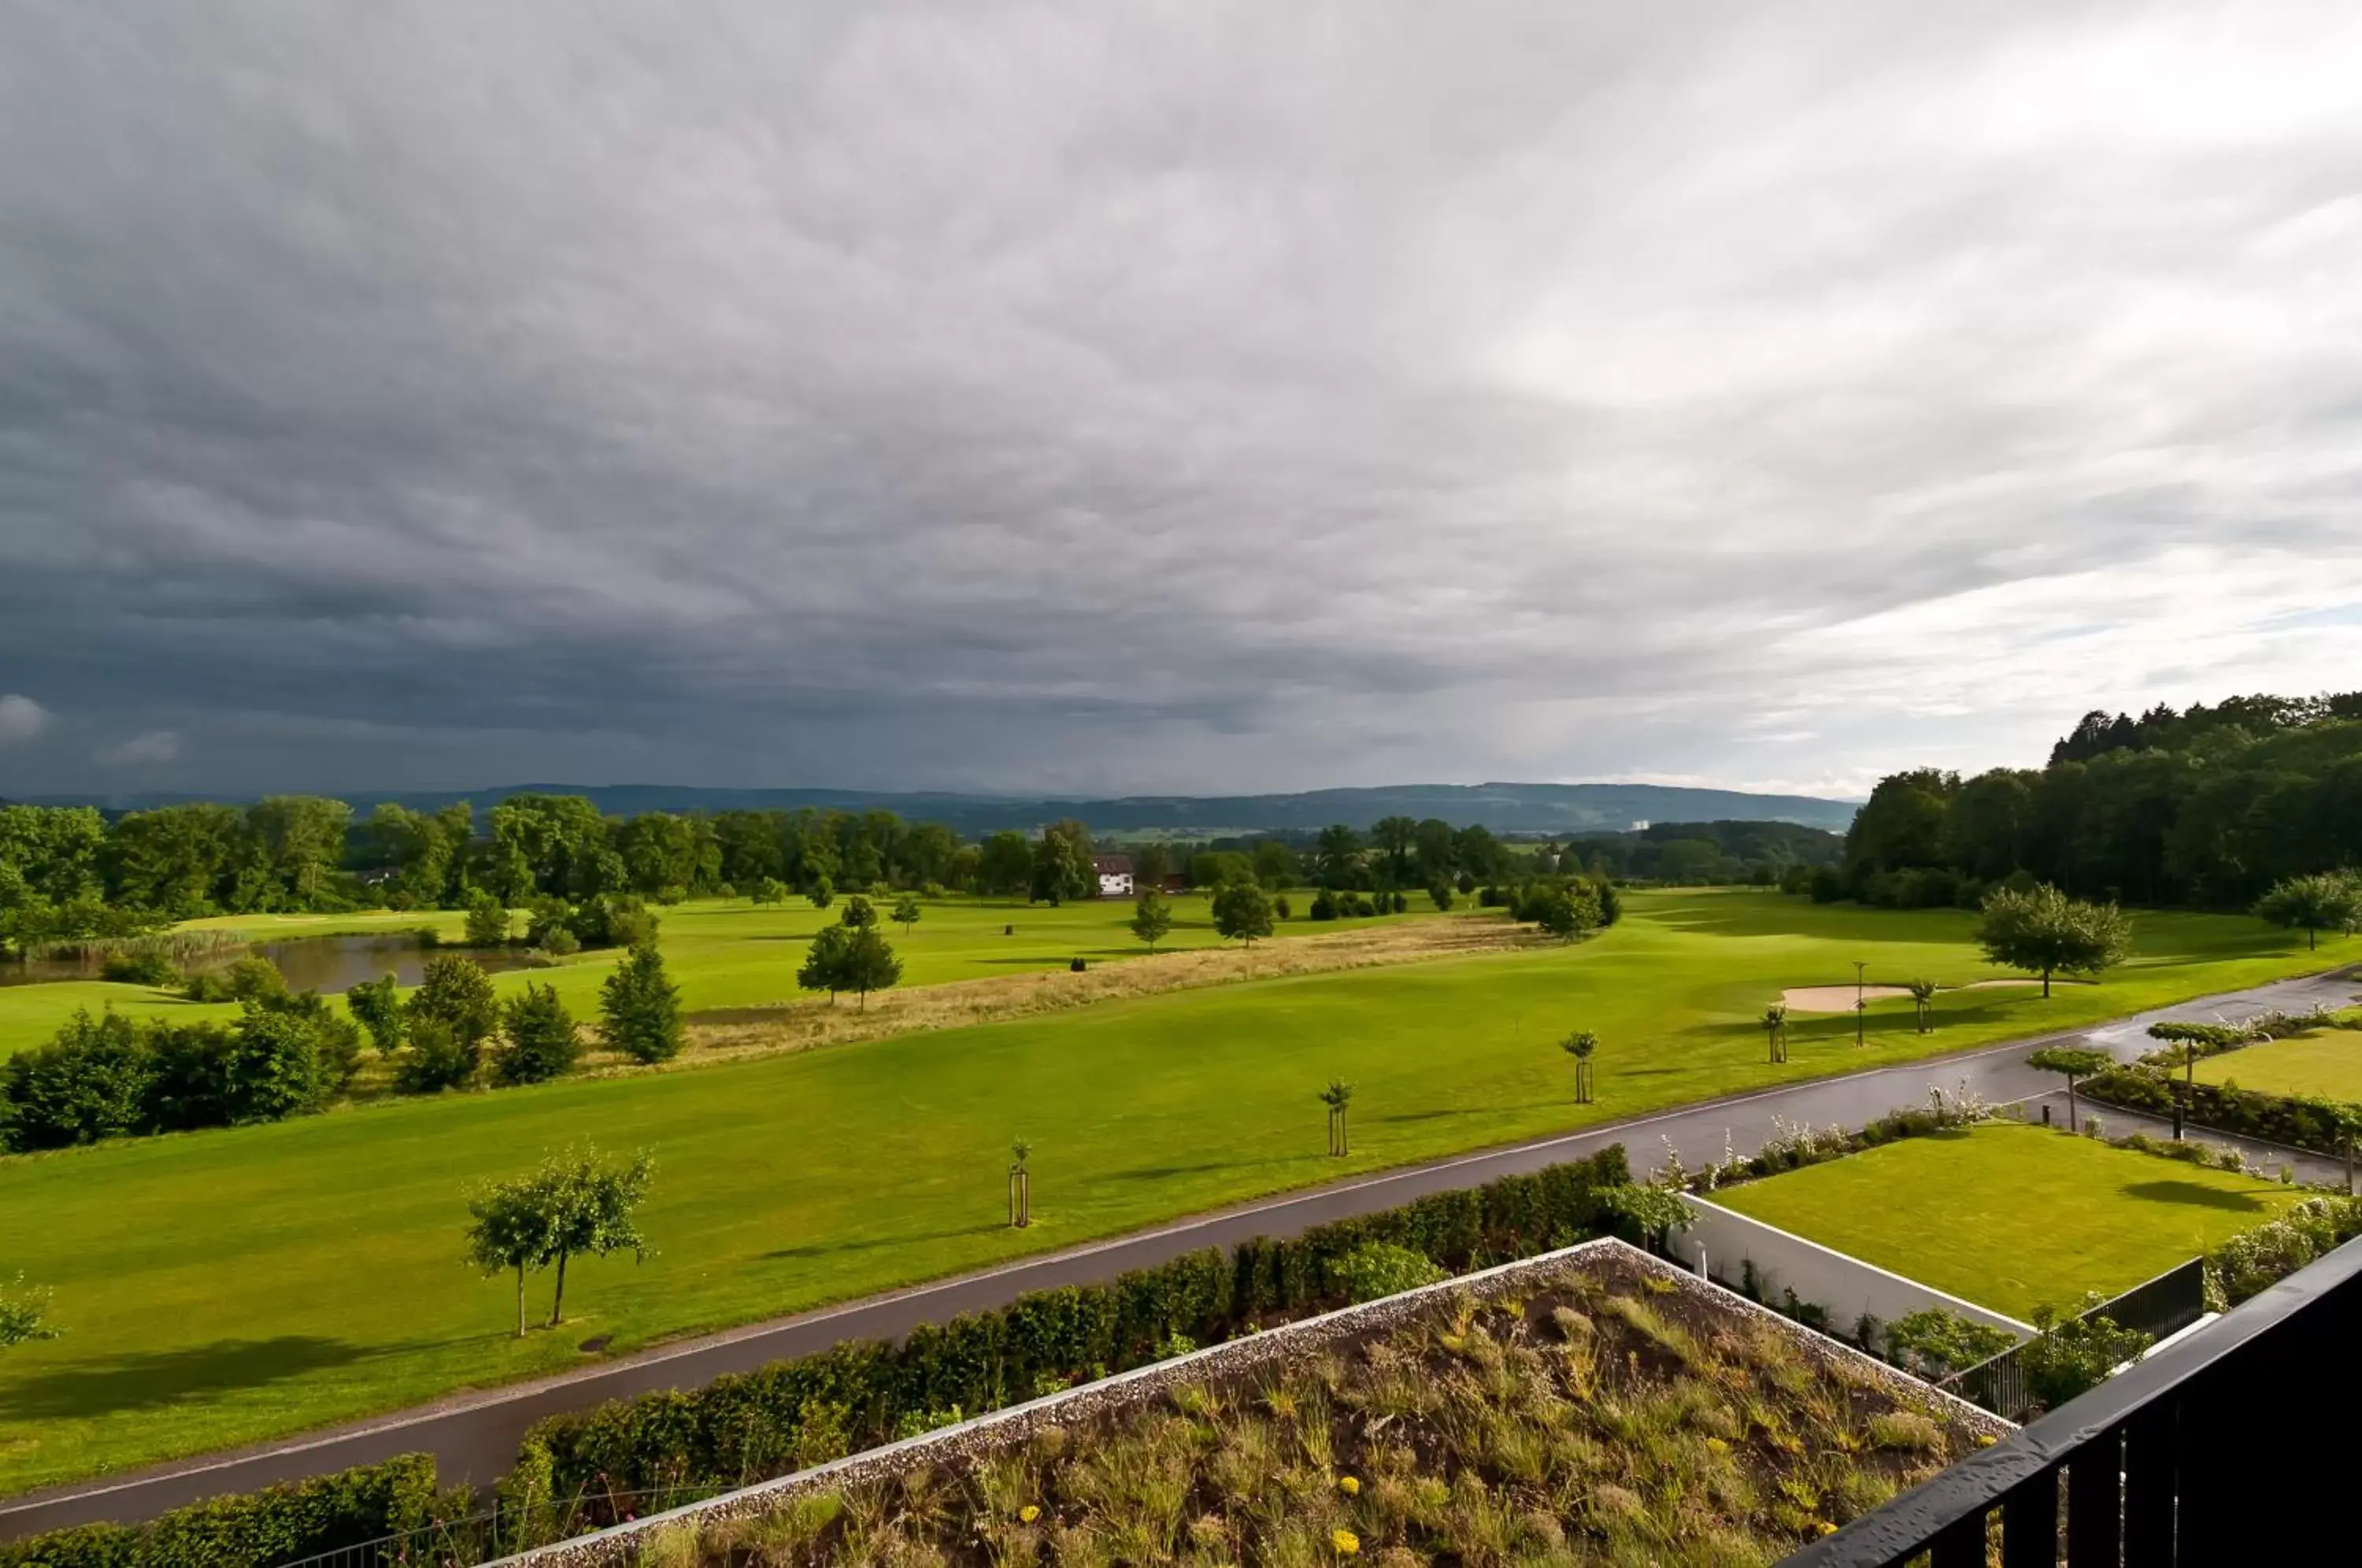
[2082,1067,2354,1158]
[0,1453,439,1568]
[100,949,178,987]
[1325,1241,1447,1303]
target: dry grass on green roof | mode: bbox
[649,1252,1990,1568]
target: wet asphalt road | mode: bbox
[4,964,2353,1537]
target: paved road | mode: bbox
[5,964,2353,1537]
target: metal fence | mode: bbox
[266,1483,732,1568]
[1780,1232,2362,1565]
[1939,1256,2207,1422]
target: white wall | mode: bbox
[1677,1194,2034,1342]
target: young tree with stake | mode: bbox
[1759,1004,1787,1064]
[1321,1078,1355,1156]
[1906,978,1938,1034]
[1562,1029,1599,1103]
[890,894,922,934]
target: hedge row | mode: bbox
[2082,1067,2356,1157]
[0,1454,437,1568]
[501,1145,1635,1536]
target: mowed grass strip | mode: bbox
[1710,1120,2307,1320]
[0,893,2331,1491]
[2190,1028,2362,1101]
[0,893,1419,1060]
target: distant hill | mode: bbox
[22,781,1859,836]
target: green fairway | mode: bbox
[2192,1027,2362,1101]
[0,892,2331,1490]
[1712,1120,2305,1318]
[0,893,1406,1060]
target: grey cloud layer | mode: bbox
[2,0,2359,794]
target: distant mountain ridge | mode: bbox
[17,781,1859,835]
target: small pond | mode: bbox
[0,933,545,993]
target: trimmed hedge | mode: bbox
[2083,1067,2354,1157]
[0,1454,437,1568]
[502,1146,1635,1533]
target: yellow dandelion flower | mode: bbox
[1705,1437,1731,1455]
[1020,1504,1041,1524]
[1338,1475,1361,1495]
[1817,1522,1838,1536]
[1333,1528,1361,1555]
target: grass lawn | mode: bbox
[0,893,1412,1060]
[0,892,2332,1491]
[2190,1028,2362,1102]
[1711,1121,2306,1319]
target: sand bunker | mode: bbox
[1779,978,2060,1011]
[1782,985,1912,1012]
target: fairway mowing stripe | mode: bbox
[7,962,2353,1522]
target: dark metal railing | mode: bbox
[1782,1232,2362,1566]
[1940,1257,2208,1423]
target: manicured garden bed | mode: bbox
[1710,1121,2308,1319]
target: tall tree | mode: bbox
[408,955,500,1060]
[1211,882,1274,946]
[2253,872,2361,951]
[496,982,581,1085]
[836,926,903,1011]
[1370,816,1419,882]
[1029,821,1094,905]
[541,1145,655,1328]
[977,831,1034,896]
[1976,885,2131,997]
[1129,887,1174,953]
[600,944,683,1063]
[465,1171,557,1337]
[1311,824,1364,889]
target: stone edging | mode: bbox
[488,1237,2010,1566]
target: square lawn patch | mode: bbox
[2191,1030,2362,1101]
[1709,1120,2307,1320]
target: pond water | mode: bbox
[0,933,543,993]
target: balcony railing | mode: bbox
[1782,1233,2362,1565]
[1941,1256,2208,1423]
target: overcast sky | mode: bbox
[3,1,2360,801]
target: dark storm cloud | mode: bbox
[2,0,2360,796]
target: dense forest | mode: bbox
[1840,691,2362,909]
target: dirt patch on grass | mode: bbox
[669,918,1552,1068]
[1779,977,2070,1011]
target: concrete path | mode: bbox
[4,964,2353,1537]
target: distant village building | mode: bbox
[1093,854,1135,898]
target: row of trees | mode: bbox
[1839,691,2362,909]
[1,946,685,1153]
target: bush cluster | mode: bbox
[0,1454,439,1568]
[1306,889,1406,920]
[498,1147,1636,1535]
[2206,1195,2362,1308]
[0,997,361,1153]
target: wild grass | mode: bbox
[672,1253,1982,1566]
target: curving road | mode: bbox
[3,963,2353,1538]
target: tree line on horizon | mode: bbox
[1,788,1831,956]
[1836,690,2362,912]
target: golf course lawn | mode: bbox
[0,892,2333,1491]
[2191,1026,2362,1101]
[1711,1120,2306,1319]
[0,892,1409,1060]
